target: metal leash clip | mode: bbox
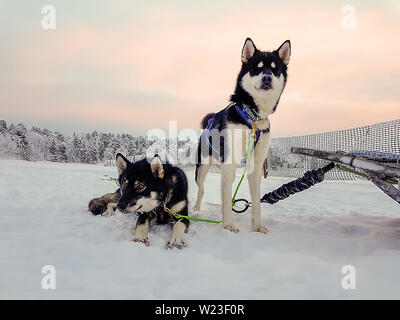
[232,198,251,213]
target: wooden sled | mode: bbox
[291,147,400,205]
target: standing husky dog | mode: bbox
[89,153,190,248]
[194,38,291,233]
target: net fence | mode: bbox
[268,119,400,180]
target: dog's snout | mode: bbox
[262,75,272,84]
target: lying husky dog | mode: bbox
[89,154,190,248]
[194,38,291,233]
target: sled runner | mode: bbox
[291,147,400,204]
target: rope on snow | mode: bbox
[260,162,335,204]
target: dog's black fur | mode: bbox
[231,40,289,115]
[200,39,289,131]
[193,38,290,232]
[116,154,189,225]
[195,39,290,179]
[116,154,190,248]
[89,154,190,248]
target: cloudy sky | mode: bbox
[1,0,399,136]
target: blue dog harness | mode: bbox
[202,103,270,163]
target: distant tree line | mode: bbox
[0,120,196,165]
[0,119,311,169]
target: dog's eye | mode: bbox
[135,183,146,192]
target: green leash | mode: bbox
[336,164,398,184]
[164,125,258,225]
[104,127,258,225]
[164,206,222,224]
[176,214,222,224]
[232,124,258,207]
[103,126,259,225]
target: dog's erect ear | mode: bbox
[150,155,164,179]
[277,40,291,66]
[116,153,131,175]
[241,38,257,63]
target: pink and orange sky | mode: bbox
[1,0,399,137]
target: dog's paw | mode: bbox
[166,236,187,249]
[252,225,269,234]
[132,236,150,247]
[223,224,240,233]
[192,206,200,212]
[103,209,115,217]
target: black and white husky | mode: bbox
[89,154,190,248]
[194,38,291,233]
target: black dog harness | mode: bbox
[202,103,270,163]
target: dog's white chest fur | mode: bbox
[225,118,270,163]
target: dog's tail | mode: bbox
[200,113,216,129]
[196,112,215,183]
[88,192,120,216]
[88,198,106,216]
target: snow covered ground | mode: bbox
[0,159,399,299]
